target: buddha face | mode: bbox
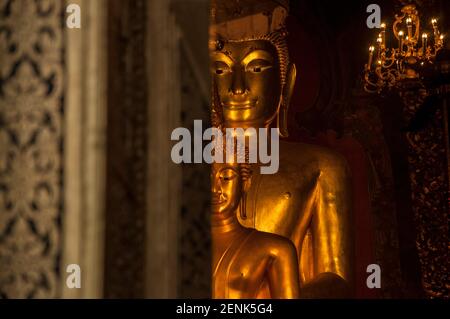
[211,40,282,128]
[211,162,242,216]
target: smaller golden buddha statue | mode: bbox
[211,161,300,299]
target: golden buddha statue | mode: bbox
[211,161,300,298]
[210,0,354,298]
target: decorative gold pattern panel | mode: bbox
[0,0,64,298]
[400,89,449,298]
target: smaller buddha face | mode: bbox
[211,40,281,128]
[211,162,242,216]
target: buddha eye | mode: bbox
[246,59,272,73]
[219,168,237,181]
[213,61,231,76]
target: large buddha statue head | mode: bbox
[210,0,296,137]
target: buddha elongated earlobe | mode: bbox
[239,179,251,220]
[239,195,247,219]
[239,161,252,220]
[277,63,296,138]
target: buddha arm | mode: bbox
[302,158,353,298]
[267,241,301,299]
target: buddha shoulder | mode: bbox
[248,230,297,257]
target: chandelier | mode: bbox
[364,5,445,93]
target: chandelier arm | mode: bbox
[387,69,398,85]
[364,71,379,88]
[382,57,396,68]
[364,84,380,94]
[393,13,406,40]
[376,68,393,81]
[413,16,420,43]
[364,5,444,95]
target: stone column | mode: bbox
[63,0,108,298]
[146,0,182,298]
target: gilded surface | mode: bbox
[211,162,300,298]
[210,0,354,298]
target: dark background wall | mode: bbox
[286,0,449,298]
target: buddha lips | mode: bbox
[170,120,280,174]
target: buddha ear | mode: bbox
[239,179,251,220]
[242,178,251,194]
[278,63,297,138]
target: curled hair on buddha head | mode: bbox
[238,162,252,184]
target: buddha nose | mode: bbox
[231,66,246,95]
[211,175,221,194]
[212,184,222,197]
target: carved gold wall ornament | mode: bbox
[0,0,64,298]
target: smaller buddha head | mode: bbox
[211,162,252,217]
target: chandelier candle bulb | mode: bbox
[432,18,439,40]
[368,46,374,70]
[381,23,386,48]
[363,5,444,93]
[406,17,413,39]
[422,33,427,56]
[398,30,404,53]
[377,36,382,58]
